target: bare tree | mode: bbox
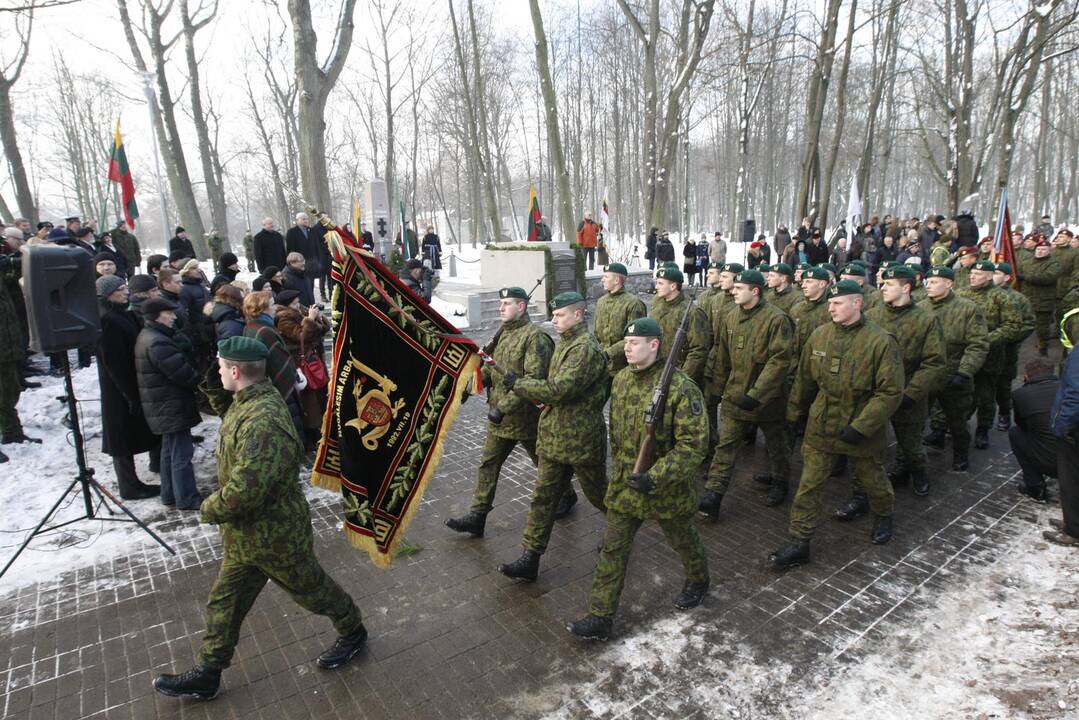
[0,8,38,224]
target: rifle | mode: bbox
[632,296,695,474]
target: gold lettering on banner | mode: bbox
[443,343,467,371]
[373,518,393,543]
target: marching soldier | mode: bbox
[593,263,646,376]
[770,280,903,568]
[649,266,712,388]
[992,262,1035,430]
[921,267,989,471]
[566,319,710,641]
[907,259,929,304]
[701,262,743,449]
[699,270,793,517]
[959,260,1025,449]
[765,263,799,314]
[837,265,945,511]
[1053,228,1077,317]
[154,337,367,701]
[838,262,881,310]
[952,246,978,291]
[1019,237,1062,356]
[497,292,609,582]
[698,260,725,319]
[789,266,832,364]
[445,287,554,537]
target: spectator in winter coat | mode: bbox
[208,284,246,342]
[111,224,141,276]
[275,293,331,447]
[773,226,792,257]
[283,252,316,306]
[795,217,815,245]
[399,258,433,302]
[1036,215,1056,241]
[178,261,213,372]
[577,212,600,270]
[253,218,287,272]
[709,232,727,264]
[421,226,442,270]
[168,227,195,258]
[210,252,240,296]
[157,268,188,333]
[654,231,676,264]
[128,274,159,322]
[829,237,849,269]
[682,239,699,286]
[953,210,979,250]
[243,289,305,440]
[253,265,284,296]
[645,227,658,269]
[284,212,325,299]
[876,234,899,267]
[96,275,159,500]
[747,241,766,269]
[135,297,203,510]
[94,252,118,278]
[95,232,130,277]
[1048,321,1079,546]
[804,230,829,265]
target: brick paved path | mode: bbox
[0,323,1049,720]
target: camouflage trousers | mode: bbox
[891,418,928,472]
[995,344,1020,417]
[790,445,893,540]
[0,362,22,436]
[197,552,362,669]
[971,370,1000,430]
[522,458,606,554]
[588,510,708,618]
[1034,309,1055,349]
[706,415,789,494]
[703,391,720,455]
[929,383,974,451]
[469,433,538,514]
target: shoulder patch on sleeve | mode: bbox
[690,398,703,416]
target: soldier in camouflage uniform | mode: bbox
[839,262,881,311]
[837,266,945,510]
[789,266,832,366]
[1053,229,1077,321]
[697,261,725,320]
[959,260,1025,448]
[0,260,28,460]
[111,223,142,276]
[700,270,793,516]
[765,263,799,314]
[701,262,742,451]
[770,281,904,568]
[593,263,646,376]
[154,337,366,701]
[566,318,710,640]
[991,262,1035,430]
[952,246,977,291]
[908,260,929,304]
[446,287,554,537]
[921,267,989,471]
[649,266,712,388]
[1020,237,1063,356]
[498,292,609,582]
[242,231,256,272]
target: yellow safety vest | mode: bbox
[1062,307,1079,350]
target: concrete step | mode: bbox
[437,285,546,327]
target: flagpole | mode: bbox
[140,72,171,248]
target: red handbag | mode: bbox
[299,334,329,390]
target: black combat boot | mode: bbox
[870,515,893,545]
[752,473,773,485]
[317,624,368,668]
[1017,483,1050,503]
[911,469,929,496]
[996,413,1011,431]
[887,466,910,487]
[952,448,969,472]
[673,579,710,610]
[922,429,947,448]
[445,511,487,537]
[830,456,848,477]
[498,550,540,581]
[153,665,222,700]
[566,614,612,640]
[0,447,7,463]
[697,490,722,521]
[764,480,789,507]
[768,539,810,568]
[973,427,989,449]
[553,489,578,519]
[834,491,868,521]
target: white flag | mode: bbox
[846,177,861,235]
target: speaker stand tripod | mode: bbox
[0,355,176,580]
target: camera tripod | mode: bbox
[0,355,175,580]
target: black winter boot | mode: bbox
[830,455,848,477]
[834,491,868,522]
[911,469,930,496]
[952,449,970,472]
[317,624,368,669]
[752,473,773,485]
[697,490,722,521]
[674,579,710,610]
[498,550,540,581]
[153,665,222,700]
[445,511,487,537]
[769,539,810,568]
[887,466,910,487]
[764,480,789,507]
[871,515,893,545]
[553,489,578,519]
[922,429,947,448]
[996,413,1011,431]
[566,614,612,640]
[973,427,989,450]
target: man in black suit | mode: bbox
[253,218,287,273]
[284,212,326,301]
[1008,358,1060,502]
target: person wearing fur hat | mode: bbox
[210,252,240,296]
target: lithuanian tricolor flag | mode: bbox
[526,186,542,242]
[107,119,139,229]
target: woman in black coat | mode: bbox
[95,276,159,500]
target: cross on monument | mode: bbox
[376,218,388,237]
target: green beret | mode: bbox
[605,262,628,276]
[707,261,723,270]
[886,261,904,269]
[797,262,813,272]
[770,262,793,278]
[218,335,269,362]
[840,262,866,278]
[802,266,830,281]
[624,317,662,338]
[721,262,744,274]
[662,261,680,270]
[550,291,585,310]
[881,265,916,281]
[758,264,771,274]
[973,260,996,272]
[829,279,864,297]
[656,266,684,284]
[499,286,528,300]
[996,262,1013,275]
[820,263,838,275]
[734,269,766,287]
[926,266,955,280]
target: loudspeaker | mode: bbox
[22,244,100,353]
[741,219,757,245]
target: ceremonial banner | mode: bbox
[107,119,139,229]
[526,186,542,241]
[991,187,1016,285]
[313,222,480,567]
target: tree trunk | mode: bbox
[0,76,38,225]
[818,0,857,230]
[795,0,842,225]
[466,0,503,242]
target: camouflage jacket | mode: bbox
[1014,247,1034,274]
[593,288,646,374]
[710,299,792,422]
[861,284,882,311]
[697,286,724,322]
[1019,255,1062,311]
[112,229,141,272]
[999,286,1036,346]
[953,265,972,292]
[911,284,928,305]
[866,301,947,421]
[959,283,1026,374]
[606,363,707,519]
[649,292,712,388]
[764,285,799,314]
[788,317,903,458]
[919,291,989,378]
[789,294,831,365]
[512,322,608,464]
[200,380,310,561]
[486,315,554,440]
[703,290,737,385]
[1053,245,1077,301]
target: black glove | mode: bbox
[839,425,866,445]
[488,407,505,425]
[627,472,655,494]
[949,373,970,388]
[502,370,518,391]
[204,362,224,390]
[735,394,761,411]
[899,394,915,410]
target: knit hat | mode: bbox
[93,252,116,265]
[128,274,157,294]
[95,274,125,299]
[218,252,239,270]
[142,296,178,320]
[656,266,684,284]
[218,335,269,362]
[261,265,280,279]
[828,279,864,297]
[624,318,662,338]
[604,262,628,276]
[276,289,300,306]
[174,226,186,234]
[499,287,528,300]
[734,270,766,287]
[926,266,955,280]
[550,291,585,310]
